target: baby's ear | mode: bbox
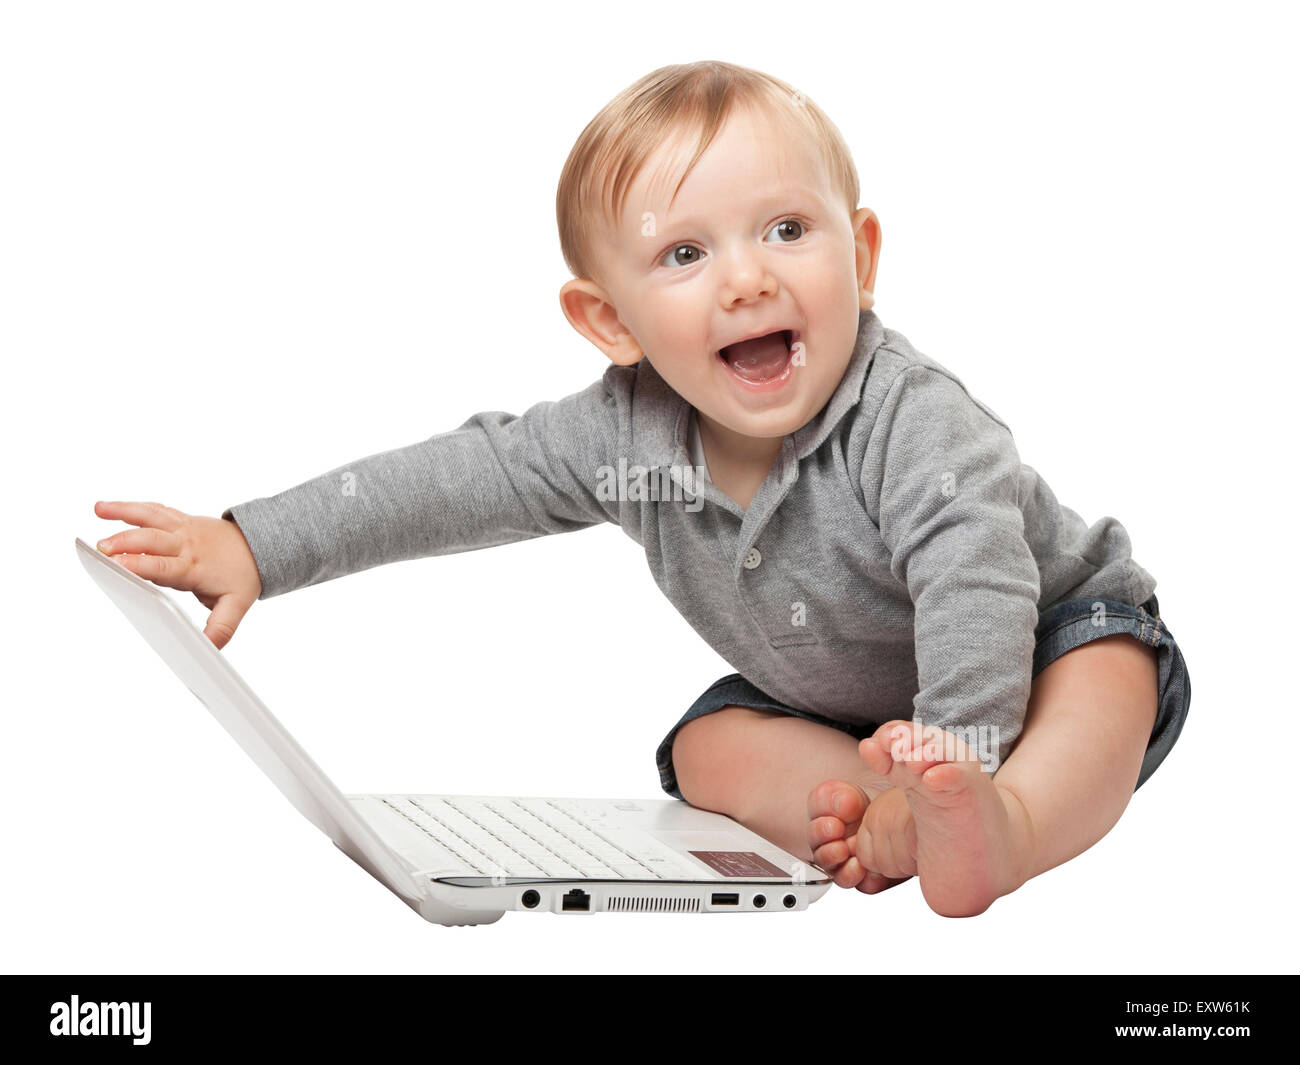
[851,207,882,311]
[559,280,643,365]
[603,335,644,366]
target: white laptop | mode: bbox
[75,537,831,925]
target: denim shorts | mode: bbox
[656,594,1190,800]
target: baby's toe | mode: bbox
[812,835,852,873]
[862,718,938,779]
[808,812,846,850]
[829,853,869,889]
[856,870,913,895]
[808,813,850,869]
[920,761,972,795]
[806,779,868,826]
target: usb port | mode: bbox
[711,893,740,906]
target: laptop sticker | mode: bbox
[689,851,787,877]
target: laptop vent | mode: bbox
[607,896,700,913]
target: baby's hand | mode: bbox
[92,501,262,650]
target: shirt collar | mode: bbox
[630,307,886,470]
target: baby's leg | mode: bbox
[845,632,1159,916]
[986,632,1160,884]
[670,707,897,869]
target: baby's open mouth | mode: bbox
[717,329,795,383]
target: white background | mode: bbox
[4,1,1295,974]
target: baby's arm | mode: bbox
[95,371,623,646]
[864,365,1041,771]
[223,373,621,600]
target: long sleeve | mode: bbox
[222,372,621,599]
[864,365,1041,771]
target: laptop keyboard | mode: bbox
[380,796,699,880]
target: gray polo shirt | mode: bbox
[223,309,1155,770]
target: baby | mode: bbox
[93,60,1191,917]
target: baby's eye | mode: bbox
[765,218,806,243]
[660,244,705,269]
[657,219,806,268]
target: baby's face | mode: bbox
[575,103,879,447]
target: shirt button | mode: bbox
[742,547,762,570]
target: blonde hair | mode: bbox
[556,60,861,283]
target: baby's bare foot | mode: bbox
[858,721,1029,917]
[806,781,914,895]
